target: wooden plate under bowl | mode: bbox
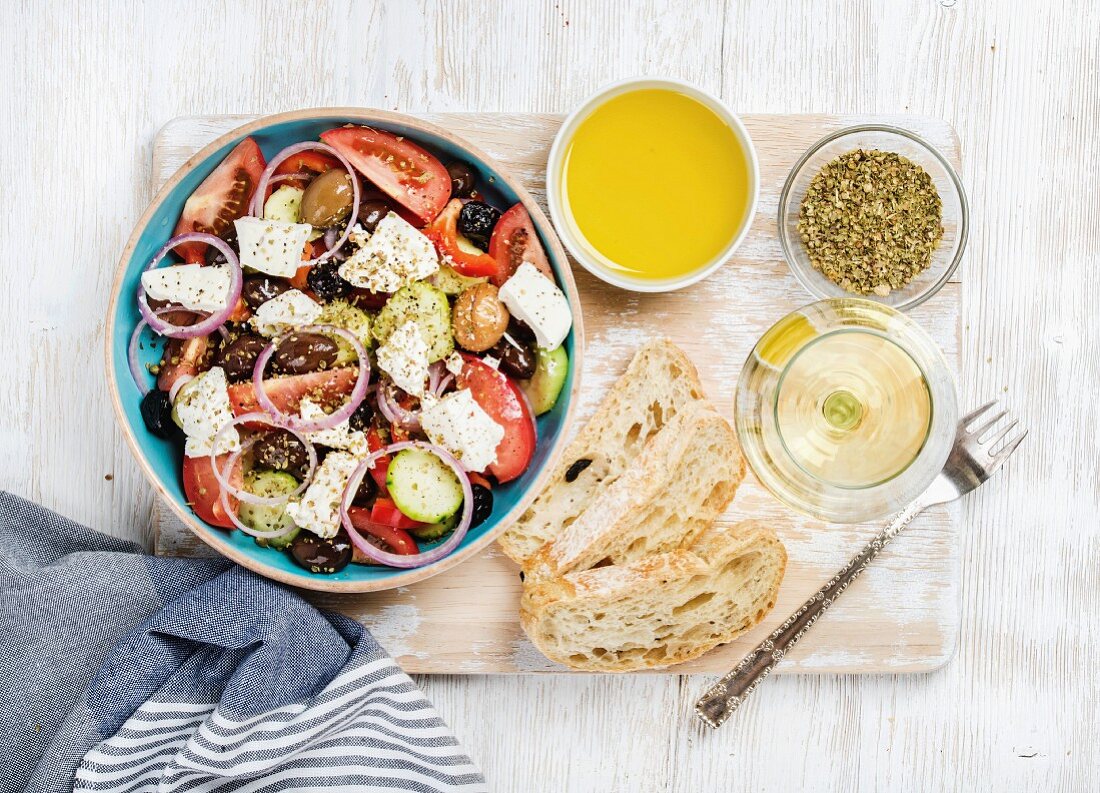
[105,108,584,593]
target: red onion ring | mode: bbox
[376,379,421,432]
[128,318,154,396]
[216,447,299,540]
[167,374,194,404]
[249,142,360,266]
[252,324,370,432]
[434,373,454,397]
[209,411,319,507]
[339,441,474,568]
[127,307,215,395]
[136,232,242,340]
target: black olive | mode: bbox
[352,473,376,506]
[489,334,537,380]
[252,430,311,480]
[457,201,501,249]
[470,484,493,528]
[507,317,537,343]
[290,530,352,575]
[565,458,592,483]
[349,398,374,433]
[241,275,290,310]
[356,199,391,234]
[140,390,180,440]
[306,260,352,301]
[446,161,476,198]
[271,332,339,375]
[216,334,268,383]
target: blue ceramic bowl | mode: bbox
[106,108,583,592]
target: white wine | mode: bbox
[775,330,932,488]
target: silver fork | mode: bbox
[695,400,1027,729]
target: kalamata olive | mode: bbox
[356,199,391,234]
[446,161,476,197]
[216,334,268,383]
[251,430,310,480]
[352,472,377,506]
[349,398,374,433]
[300,168,354,227]
[507,317,537,343]
[453,283,510,352]
[470,484,493,528]
[306,260,352,300]
[242,275,290,310]
[457,201,501,249]
[271,332,339,375]
[489,334,537,380]
[140,389,181,440]
[290,530,352,574]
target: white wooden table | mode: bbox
[1,2,1095,790]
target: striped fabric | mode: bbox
[0,492,486,793]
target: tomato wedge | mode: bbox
[346,506,420,555]
[424,198,499,277]
[173,137,266,263]
[365,428,391,491]
[320,126,450,225]
[370,497,426,531]
[273,150,339,177]
[459,354,536,482]
[157,335,209,394]
[488,203,554,286]
[227,368,359,419]
[182,453,240,530]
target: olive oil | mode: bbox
[775,330,932,488]
[559,88,752,280]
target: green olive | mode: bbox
[300,169,354,227]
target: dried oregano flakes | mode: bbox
[797,149,944,296]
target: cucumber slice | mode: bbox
[409,510,459,542]
[385,448,464,524]
[521,345,569,415]
[428,264,488,296]
[241,470,301,549]
[317,299,372,365]
[373,281,453,362]
[263,185,304,223]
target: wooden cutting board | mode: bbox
[152,112,962,675]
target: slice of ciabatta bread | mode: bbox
[520,521,787,672]
[524,401,744,582]
[499,339,707,565]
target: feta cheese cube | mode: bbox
[299,399,368,456]
[173,367,240,458]
[285,451,359,539]
[141,264,232,313]
[420,388,504,473]
[444,351,465,376]
[234,216,313,278]
[498,262,572,350]
[250,289,322,337]
[376,320,430,397]
[338,212,439,292]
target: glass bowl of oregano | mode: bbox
[778,125,968,311]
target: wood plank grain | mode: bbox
[152,111,962,675]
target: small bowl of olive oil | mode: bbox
[734,298,958,523]
[548,78,759,292]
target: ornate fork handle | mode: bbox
[695,498,926,729]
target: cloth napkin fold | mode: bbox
[0,492,486,793]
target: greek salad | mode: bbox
[129,126,573,574]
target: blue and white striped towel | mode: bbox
[0,492,487,793]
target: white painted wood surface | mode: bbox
[0,1,1095,790]
[152,111,963,675]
